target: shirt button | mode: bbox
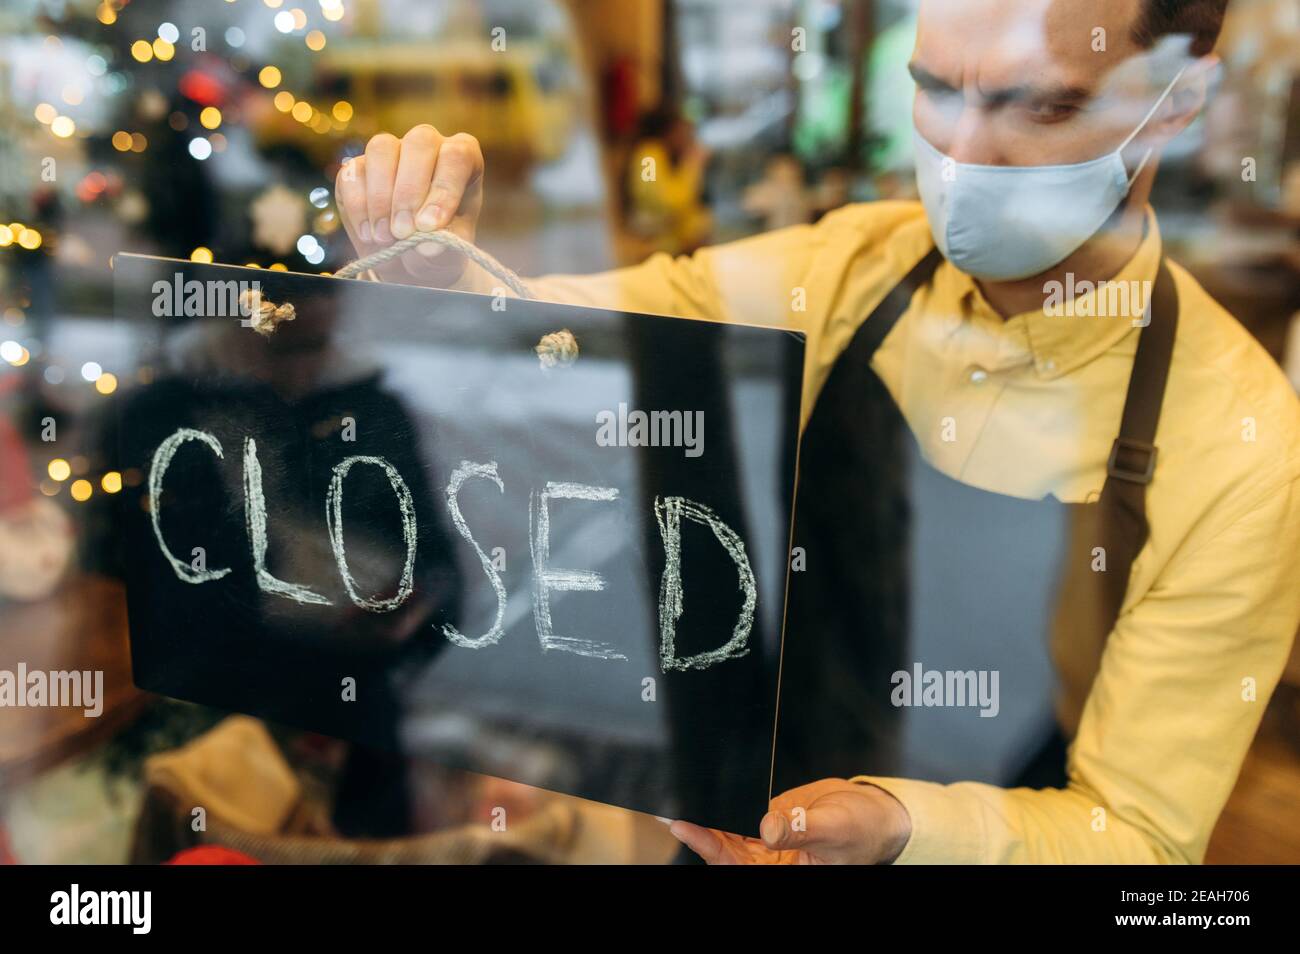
[967,366,989,385]
[1043,359,1058,374]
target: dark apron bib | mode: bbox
[772,249,1179,793]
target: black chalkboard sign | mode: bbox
[111,254,803,834]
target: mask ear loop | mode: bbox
[1120,64,1189,187]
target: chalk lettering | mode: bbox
[243,437,332,605]
[147,426,760,673]
[529,481,626,660]
[326,456,418,612]
[442,460,508,649]
[655,496,756,672]
[148,428,232,583]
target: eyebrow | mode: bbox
[907,61,1093,108]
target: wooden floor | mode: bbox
[1206,685,1300,864]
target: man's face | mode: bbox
[912,0,1178,167]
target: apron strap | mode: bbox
[1107,260,1179,485]
[1096,260,1179,622]
[833,248,945,377]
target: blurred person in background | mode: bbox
[622,106,713,256]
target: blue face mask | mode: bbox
[914,67,1186,282]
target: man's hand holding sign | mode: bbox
[669,780,912,865]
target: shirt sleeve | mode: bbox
[454,221,825,329]
[855,470,1300,864]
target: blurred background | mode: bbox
[0,0,1298,864]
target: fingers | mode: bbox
[335,155,370,251]
[336,127,484,285]
[759,787,890,862]
[760,797,854,856]
[760,810,808,851]
[363,132,400,244]
[767,776,853,817]
[416,132,483,234]
[668,821,733,864]
[391,124,442,240]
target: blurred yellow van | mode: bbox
[256,40,578,169]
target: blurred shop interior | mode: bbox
[0,0,1298,864]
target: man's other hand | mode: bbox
[669,778,912,865]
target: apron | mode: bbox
[772,248,1179,792]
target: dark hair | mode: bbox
[1133,0,1230,57]
[637,106,683,142]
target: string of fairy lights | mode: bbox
[2,0,357,507]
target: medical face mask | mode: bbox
[914,67,1187,282]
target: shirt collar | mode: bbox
[941,206,1163,379]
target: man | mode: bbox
[336,0,1300,863]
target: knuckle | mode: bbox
[447,132,482,160]
[428,175,460,196]
[402,123,441,146]
[438,138,468,161]
[391,182,425,207]
[336,178,365,208]
[365,132,399,158]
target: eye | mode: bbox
[1024,100,1081,123]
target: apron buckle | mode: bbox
[1108,437,1158,485]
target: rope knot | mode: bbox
[536,329,579,370]
[240,289,297,336]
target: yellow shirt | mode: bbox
[455,201,1300,863]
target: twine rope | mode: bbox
[335,228,576,367]
[334,228,532,299]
